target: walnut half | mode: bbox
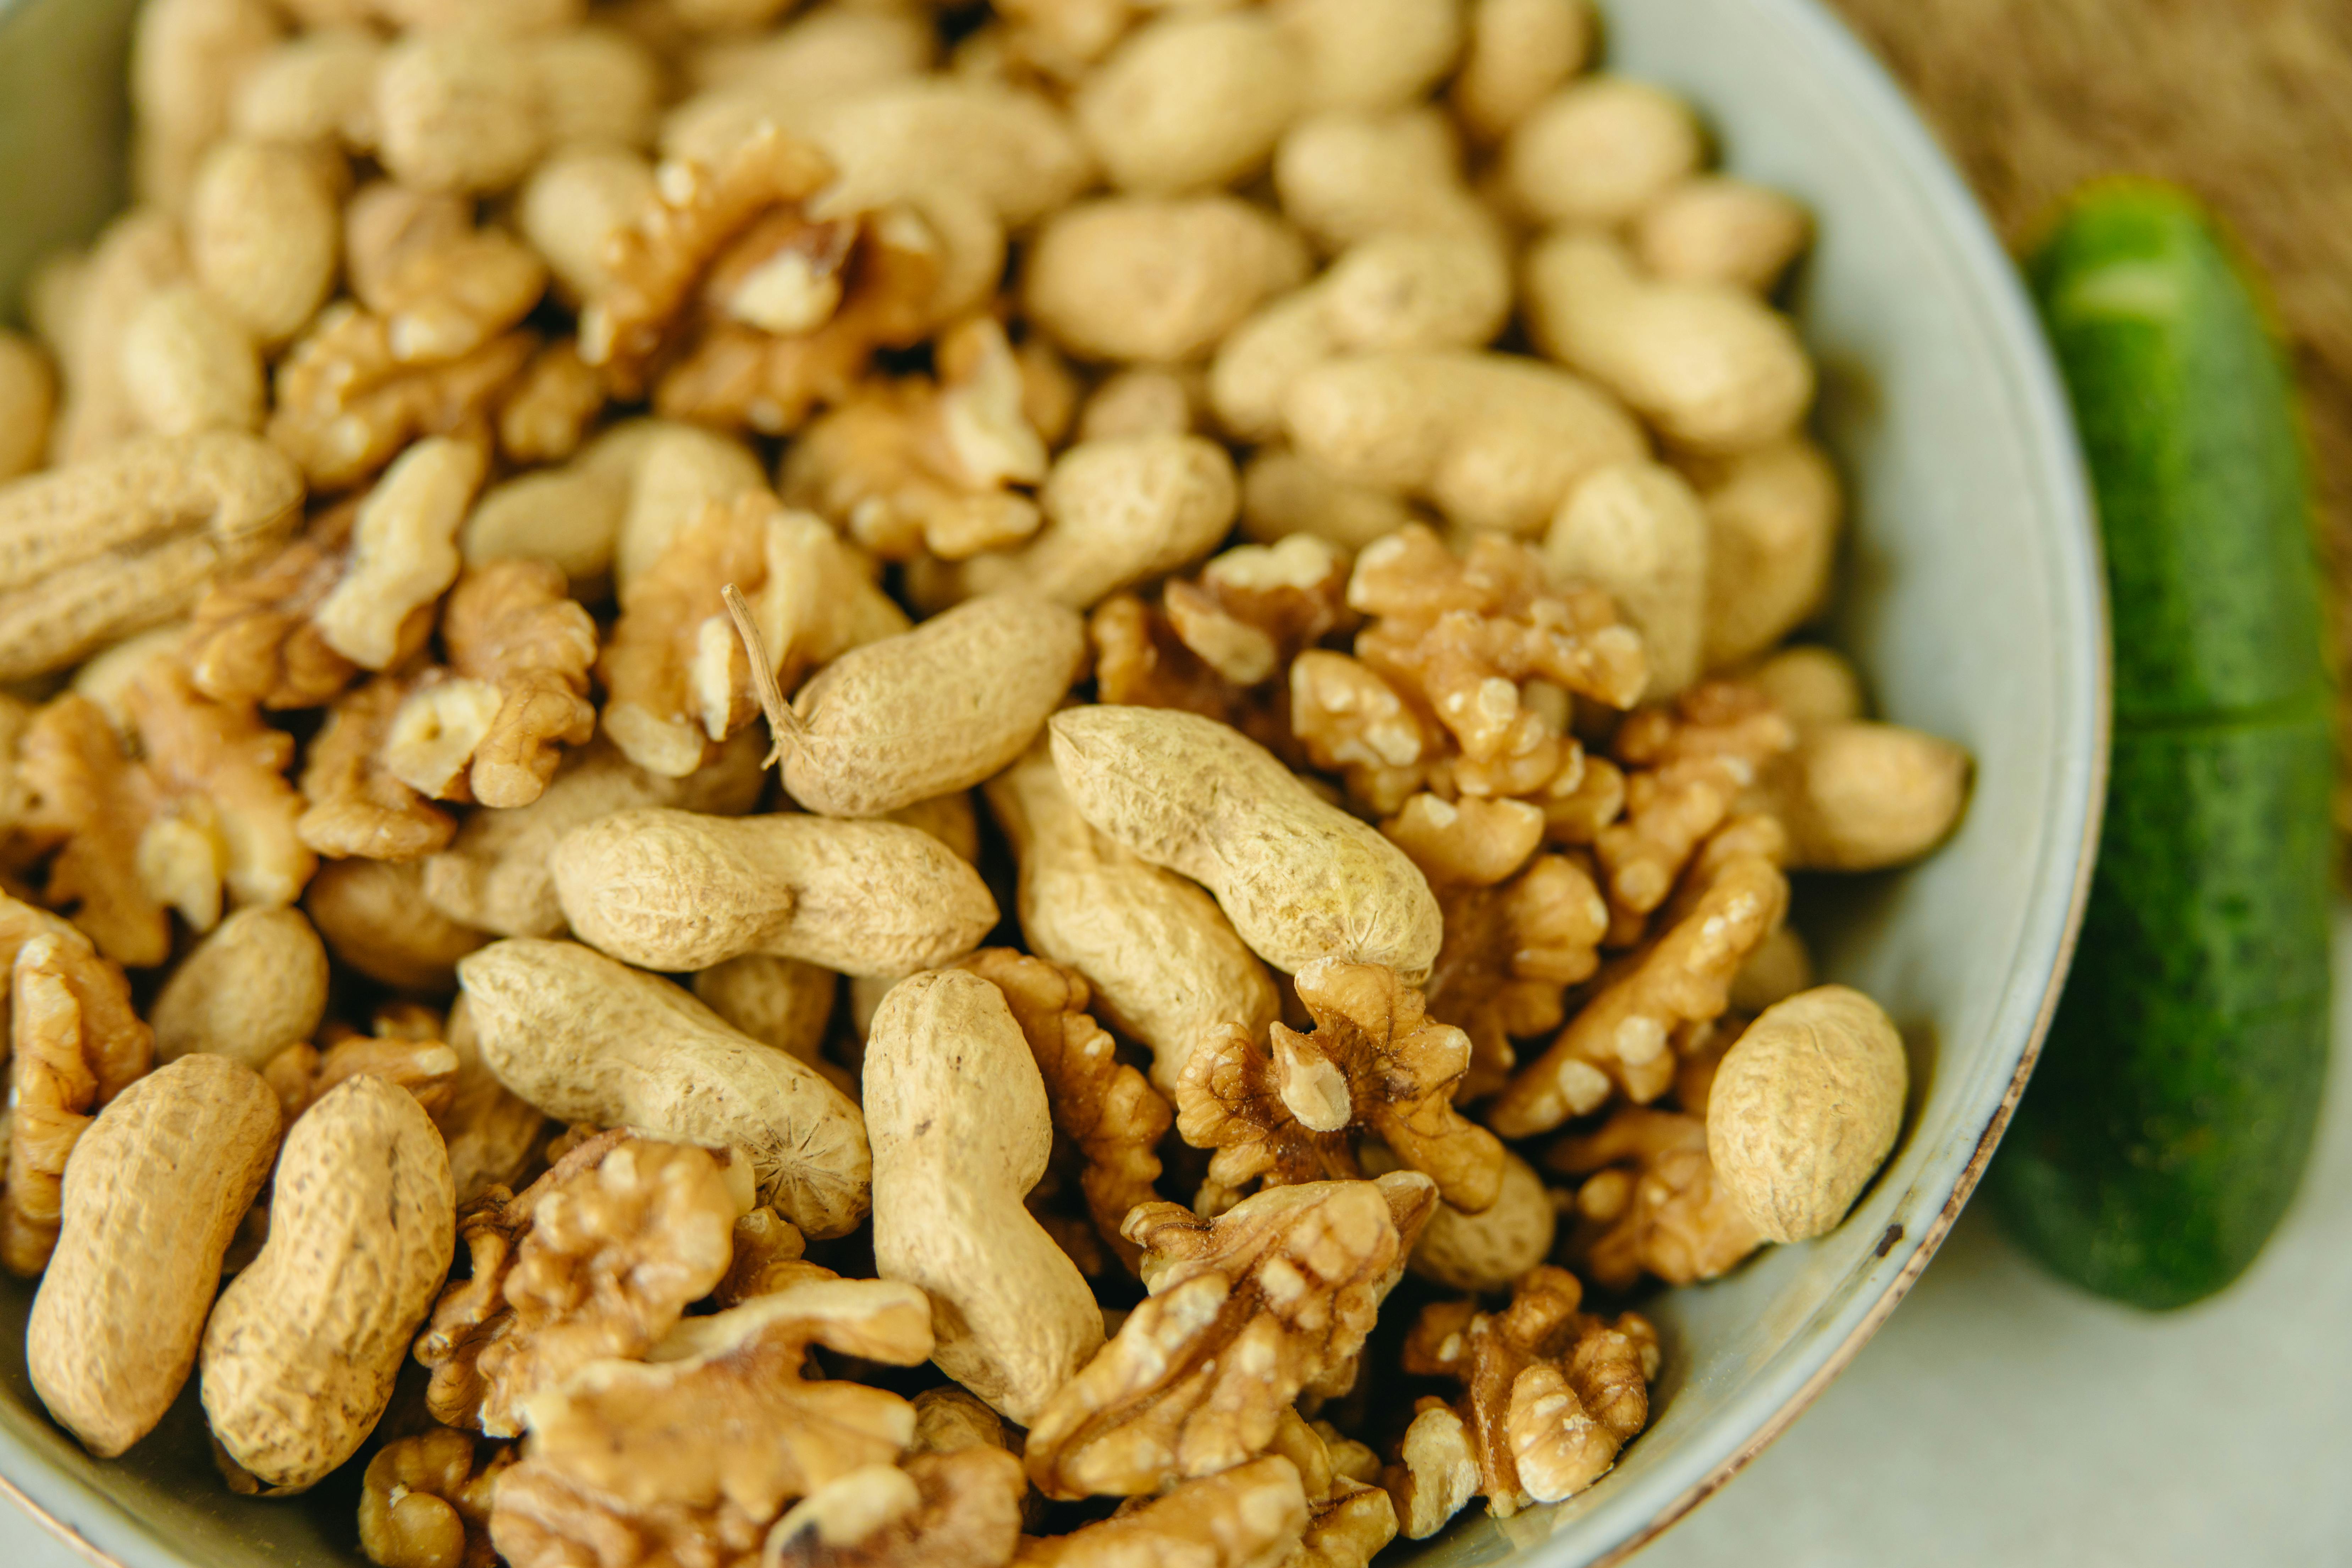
[1386,1266,1658,1536]
[1176,959,1503,1215]
[1024,1172,1437,1502]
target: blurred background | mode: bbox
[3,0,2348,1563]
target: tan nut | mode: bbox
[518,146,660,304]
[152,906,330,1068]
[866,970,1106,1423]
[1211,231,1513,444]
[120,284,265,437]
[0,430,303,681]
[187,139,343,348]
[1239,447,1420,551]
[39,209,190,465]
[1545,462,1711,697]
[1179,958,1504,1212]
[306,858,490,994]
[685,5,934,101]
[1691,439,1841,669]
[1283,351,1646,539]
[1707,985,1907,1243]
[1023,196,1309,366]
[693,954,838,1078]
[27,1054,282,1458]
[3,933,158,1276]
[985,739,1279,1095]
[457,937,871,1235]
[1075,367,1202,444]
[797,78,1095,233]
[419,731,767,939]
[602,496,907,779]
[461,466,629,592]
[486,1278,932,1568]
[1501,77,1704,227]
[1273,0,1462,113]
[1024,1173,1435,1499]
[1051,706,1442,983]
[1741,644,1864,727]
[1450,0,1594,144]
[947,434,1239,611]
[1403,1148,1558,1293]
[777,317,1051,564]
[1073,11,1301,195]
[374,31,547,195]
[313,435,485,671]
[357,1430,506,1568]
[532,27,661,155]
[1744,721,1970,871]
[1524,230,1814,458]
[1634,176,1813,294]
[1271,108,1495,253]
[0,332,55,483]
[437,997,548,1205]
[1729,923,1814,1016]
[553,808,999,976]
[771,593,1086,817]
[230,29,385,150]
[1013,1456,1311,1568]
[129,0,285,210]
[202,1074,455,1492]
[1489,853,1789,1138]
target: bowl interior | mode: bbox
[0,1,2105,1566]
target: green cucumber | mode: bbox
[1990,181,2334,1310]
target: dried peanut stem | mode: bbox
[723,580,802,769]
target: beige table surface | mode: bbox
[8,917,2349,1567]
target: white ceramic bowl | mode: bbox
[0,1,2107,1563]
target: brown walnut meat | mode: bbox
[1386,1266,1657,1536]
[414,1130,743,1438]
[1596,680,1795,923]
[264,1028,461,1125]
[1545,1106,1764,1290]
[1267,1407,1399,1568]
[713,1205,819,1309]
[1345,525,1648,794]
[1488,850,1789,1138]
[1090,534,1354,765]
[599,493,908,778]
[582,124,942,435]
[1177,958,1503,1214]
[1024,1172,1437,1501]
[487,1276,935,1568]
[1,930,154,1276]
[765,1447,1028,1568]
[24,657,314,968]
[182,502,370,711]
[299,674,460,861]
[1015,1455,1312,1568]
[955,948,1171,1274]
[780,317,1051,563]
[270,188,548,490]
[359,1428,511,1568]
[1423,854,1610,1102]
[384,559,598,809]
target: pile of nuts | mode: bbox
[0,0,1971,1564]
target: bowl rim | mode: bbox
[0,0,2109,1562]
[1577,0,2109,1559]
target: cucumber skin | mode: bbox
[1990,183,2333,1310]
[1994,719,2331,1309]
[2028,185,2326,723]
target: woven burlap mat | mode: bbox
[1826,0,2352,815]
